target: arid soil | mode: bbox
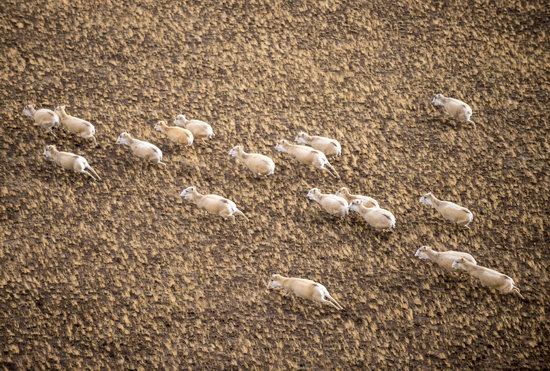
[1,0,548,369]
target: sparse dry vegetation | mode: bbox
[0,0,548,369]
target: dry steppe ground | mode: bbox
[1,0,549,369]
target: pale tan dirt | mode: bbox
[1,0,549,369]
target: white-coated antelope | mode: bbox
[275,139,339,178]
[173,114,214,140]
[349,200,396,230]
[229,145,275,176]
[43,145,100,181]
[294,131,341,157]
[55,105,97,145]
[155,120,193,146]
[306,188,349,218]
[22,104,60,137]
[180,186,248,222]
[267,274,344,310]
[116,132,165,166]
[452,258,524,299]
[336,187,379,208]
[419,192,473,228]
[431,94,476,129]
[415,245,476,272]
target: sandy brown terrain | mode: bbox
[1,0,549,369]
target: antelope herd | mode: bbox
[23,94,525,311]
